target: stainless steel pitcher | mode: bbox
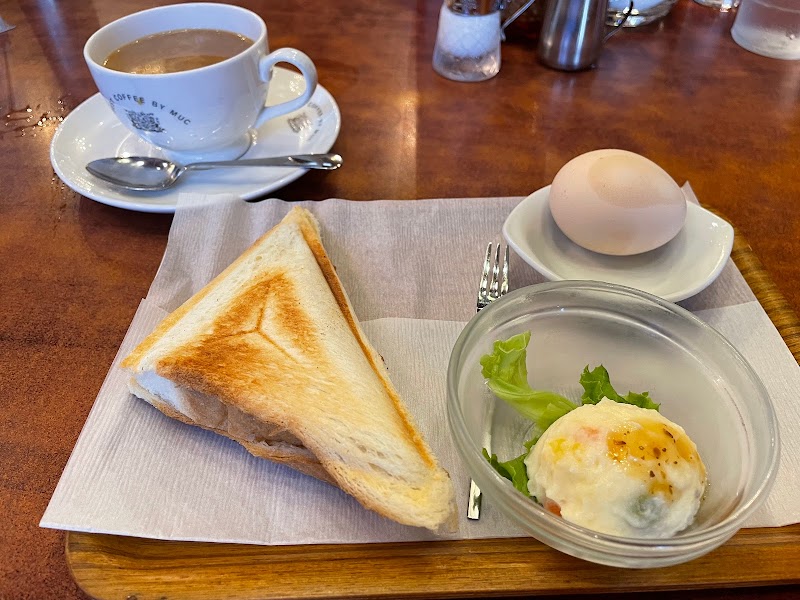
[537,0,632,71]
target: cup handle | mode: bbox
[604,1,634,43]
[255,48,318,128]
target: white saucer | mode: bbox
[50,67,341,213]
[502,186,734,303]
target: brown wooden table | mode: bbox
[1,0,799,598]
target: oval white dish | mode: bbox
[502,186,734,303]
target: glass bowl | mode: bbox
[447,281,780,568]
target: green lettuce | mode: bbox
[482,436,540,496]
[482,449,530,496]
[579,365,660,410]
[480,332,658,492]
[479,332,577,431]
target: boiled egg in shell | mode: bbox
[548,149,687,256]
[525,399,707,538]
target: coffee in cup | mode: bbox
[103,28,255,75]
[84,3,318,162]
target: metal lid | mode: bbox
[446,0,502,16]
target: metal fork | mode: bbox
[468,242,510,520]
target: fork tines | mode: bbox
[477,242,510,312]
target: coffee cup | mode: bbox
[84,3,318,162]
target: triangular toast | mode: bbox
[121,207,456,531]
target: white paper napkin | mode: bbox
[41,194,800,545]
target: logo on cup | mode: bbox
[125,110,166,133]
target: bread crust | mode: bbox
[122,207,456,531]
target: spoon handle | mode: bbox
[184,153,342,171]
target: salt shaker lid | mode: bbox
[446,0,503,16]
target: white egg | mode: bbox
[524,399,707,538]
[548,149,687,256]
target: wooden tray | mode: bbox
[65,229,800,600]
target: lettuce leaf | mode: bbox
[579,365,660,410]
[479,332,577,431]
[480,334,658,493]
[482,449,530,496]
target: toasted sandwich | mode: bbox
[121,207,456,531]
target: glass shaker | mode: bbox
[432,0,503,82]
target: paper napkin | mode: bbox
[42,194,800,545]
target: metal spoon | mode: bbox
[85,153,343,191]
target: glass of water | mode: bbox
[731,0,800,60]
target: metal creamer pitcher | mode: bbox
[537,0,632,71]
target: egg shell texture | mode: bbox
[548,149,687,256]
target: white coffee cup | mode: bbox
[84,3,318,162]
